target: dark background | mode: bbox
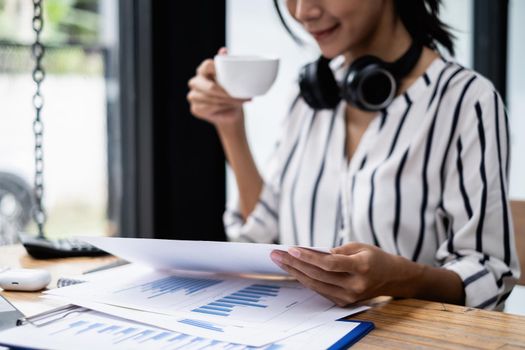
[118,1,227,241]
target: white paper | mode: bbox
[45,268,366,346]
[50,270,325,325]
[79,237,330,276]
[0,306,363,350]
[45,295,367,347]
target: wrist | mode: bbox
[388,256,464,304]
[388,255,426,299]
[216,118,246,141]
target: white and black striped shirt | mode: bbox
[224,57,520,310]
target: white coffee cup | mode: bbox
[214,55,280,98]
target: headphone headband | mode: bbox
[389,42,423,79]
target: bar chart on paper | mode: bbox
[133,278,315,323]
[1,308,289,350]
[0,306,365,350]
[113,276,223,298]
[61,272,323,324]
[103,273,231,313]
[44,269,367,346]
[49,317,220,349]
[191,283,283,320]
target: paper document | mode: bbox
[46,266,366,346]
[80,237,330,276]
[45,295,366,347]
[0,305,365,350]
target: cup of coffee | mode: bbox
[214,55,280,98]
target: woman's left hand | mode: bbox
[270,242,416,307]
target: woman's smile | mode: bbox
[308,23,341,42]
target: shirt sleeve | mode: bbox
[436,78,520,310]
[224,181,280,243]
[224,91,302,244]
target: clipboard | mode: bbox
[328,319,375,350]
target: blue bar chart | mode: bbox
[114,276,223,299]
[46,270,342,344]
[191,284,281,318]
[40,312,285,350]
[88,273,320,325]
[178,318,225,332]
[0,302,361,350]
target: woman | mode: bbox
[187,0,519,310]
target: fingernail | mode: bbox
[288,248,300,258]
[271,251,282,263]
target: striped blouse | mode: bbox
[224,57,520,310]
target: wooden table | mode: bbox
[1,245,525,349]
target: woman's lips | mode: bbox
[309,24,340,41]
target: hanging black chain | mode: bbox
[31,0,47,238]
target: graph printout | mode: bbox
[0,306,362,350]
[48,270,335,326]
[46,268,363,345]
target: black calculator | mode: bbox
[18,233,109,259]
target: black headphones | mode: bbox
[298,42,423,111]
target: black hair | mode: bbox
[273,0,456,56]
[273,0,304,45]
[395,0,455,56]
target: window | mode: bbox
[0,0,120,243]
[441,0,473,67]
[507,0,525,199]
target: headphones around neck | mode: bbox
[298,42,423,111]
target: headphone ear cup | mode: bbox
[342,56,397,111]
[299,57,341,110]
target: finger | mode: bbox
[287,247,360,273]
[275,260,357,307]
[188,75,227,98]
[196,59,216,79]
[189,75,251,102]
[272,251,347,286]
[187,89,247,106]
[271,251,355,305]
[189,101,237,119]
[330,242,368,255]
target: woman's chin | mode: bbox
[318,47,347,60]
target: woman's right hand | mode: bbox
[187,48,251,129]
